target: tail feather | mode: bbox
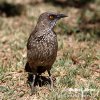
[25,62,32,72]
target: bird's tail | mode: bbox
[25,62,32,72]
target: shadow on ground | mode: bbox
[44,0,95,8]
[27,74,55,87]
[0,2,25,17]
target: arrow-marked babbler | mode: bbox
[25,12,67,92]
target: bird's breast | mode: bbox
[27,31,58,66]
[37,33,58,59]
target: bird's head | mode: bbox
[36,12,67,30]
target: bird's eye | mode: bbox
[49,15,55,20]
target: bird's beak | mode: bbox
[57,14,67,19]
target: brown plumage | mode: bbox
[25,12,67,92]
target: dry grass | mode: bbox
[0,0,100,100]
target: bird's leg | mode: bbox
[47,70,53,88]
[28,73,36,95]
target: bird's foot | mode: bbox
[27,74,36,95]
[49,76,54,89]
[31,83,36,95]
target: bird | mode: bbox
[25,12,67,92]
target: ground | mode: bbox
[0,0,100,100]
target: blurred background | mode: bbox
[0,0,100,100]
[0,0,100,38]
